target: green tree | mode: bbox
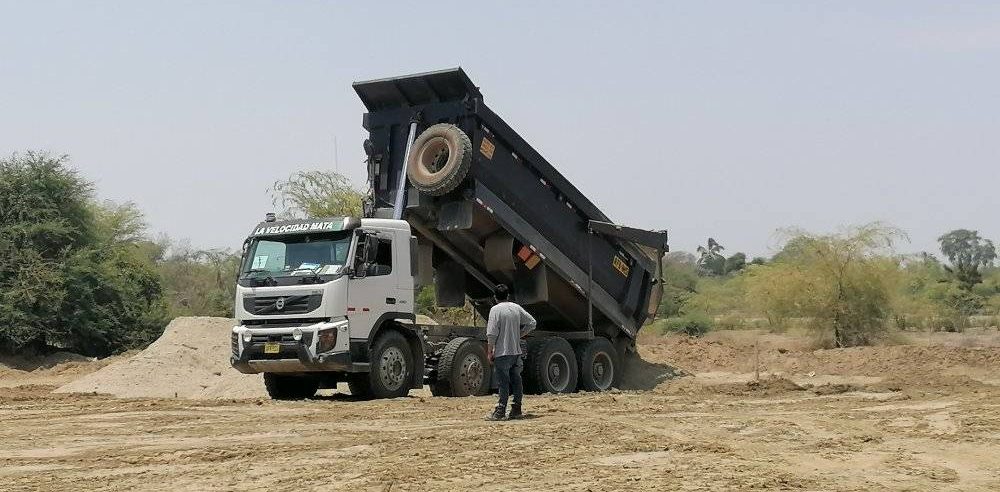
[724,252,747,274]
[938,229,997,290]
[270,170,364,218]
[156,240,240,318]
[695,238,748,276]
[696,238,726,276]
[745,224,904,347]
[92,200,147,244]
[0,153,167,356]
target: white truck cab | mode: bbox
[230,216,424,399]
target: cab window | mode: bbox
[367,238,392,276]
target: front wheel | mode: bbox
[353,331,414,399]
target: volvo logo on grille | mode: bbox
[275,297,286,310]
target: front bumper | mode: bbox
[230,320,361,374]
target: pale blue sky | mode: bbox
[1,1,997,257]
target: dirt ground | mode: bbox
[2,326,1000,491]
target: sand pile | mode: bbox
[56,317,265,399]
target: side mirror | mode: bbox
[237,240,251,281]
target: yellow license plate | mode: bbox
[263,342,280,354]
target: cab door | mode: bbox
[346,232,396,340]
[392,230,416,312]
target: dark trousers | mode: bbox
[493,354,523,410]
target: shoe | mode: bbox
[508,405,523,420]
[484,407,506,421]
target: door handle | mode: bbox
[385,297,396,305]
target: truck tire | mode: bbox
[263,373,320,400]
[575,337,618,392]
[359,330,414,399]
[430,337,490,397]
[521,338,541,394]
[346,374,372,398]
[525,337,578,394]
[406,123,473,196]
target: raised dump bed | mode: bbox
[354,68,667,352]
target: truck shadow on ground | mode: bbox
[306,393,380,402]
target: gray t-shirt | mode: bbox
[486,302,537,357]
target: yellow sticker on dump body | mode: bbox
[612,255,630,277]
[480,137,495,159]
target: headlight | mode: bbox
[242,331,252,343]
[316,328,337,353]
[292,328,303,341]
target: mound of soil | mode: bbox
[56,317,265,399]
[619,351,687,390]
[640,331,1000,388]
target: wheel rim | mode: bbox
[417,137,452,177]
[546,352,571,392]
[591,351,614,390]
[379,346,407,391]
[457,353,484,394]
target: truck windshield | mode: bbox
[242,232,352,277]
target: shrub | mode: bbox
[932,315,968,333]
[714,314,746,331]
[660,313,713,337]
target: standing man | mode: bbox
[485,284,536,421]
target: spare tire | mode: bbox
[406,123,473,196]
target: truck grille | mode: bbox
[242,318,329,328]
[250,333,306,343]
[243,294,322,315]
[244,332,313,360]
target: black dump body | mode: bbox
[354,68,663,340]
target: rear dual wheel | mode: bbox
[525,337,578,394]
[430,337,490,397]
[575,337,619,392]
[523,336,620,393]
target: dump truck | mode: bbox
[230,68,667,399]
